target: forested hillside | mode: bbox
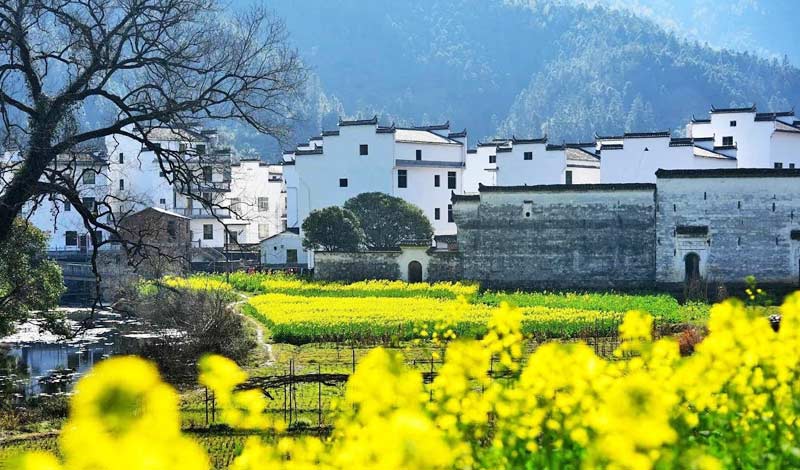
[270,0,800,149]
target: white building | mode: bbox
[22,150,112,252]
[16,125,285,257]
[266,117,468,267]
[600,131,738,183]
[687,105,800,169]
[462,137,598,191]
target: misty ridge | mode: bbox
[70,0,800,159]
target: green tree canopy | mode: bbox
[302,207,365,252]
[344,192,434,250]
[0,219,65,336]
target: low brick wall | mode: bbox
[314,251,401,281]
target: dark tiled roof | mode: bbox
[713,145,737,151]
[497,147,512,153]
[434,234,457,243]
[448,129,467,138]
[710,104,756,114]
[656,168,800,179]
[309,136,323,141]
[295,148,323,156]
[399,239,433,247]
[395,159,465,168]
[693,137,714,142]
[467,149,477,154]
[376,125,396,134]
[599,144,623,151]
[322,130,340,137]
[287,227,299,234]
[565,142,596,148]
[594,132,624,140]
[545,144,565,151]
[512,135,547,144]
[339,115,378,126]
[624,131,671,139]
[451,192,480,202]
[690,115,711,123]
[754,111,794,121]
[669,138,694,147]
[477,142,499,147]
[412,121,449,131]
[478,183,655,193]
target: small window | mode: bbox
[258,197,269,211]
[565,170,573,185]
[82,197,96,213]
[196,144,206,155]
[159,171,166,177]
[118,153,124,164]
[167,221,176,238]
[179,143,187,152]
[447,171,456,189]
[730,120,736,127]
[203,224,213,240]
[202,192,213,204]
[359,144,369,156]
[447,204,453,223]
[774,162,784,169]
[119,179,125,190]
[434,175,440,187]
[159,198,166,206]
[258,224,269,239]
[339,178,348,188]
[398,170,407,188]
[286,249,298,264]
[790,163,796,169]
[202,166,213,182]
[722,136,734,146]
[83,172,95,185]
[524,151,533,161]
[434,208,441,220]
[489,155,496,164]
[153,142,162,150]
[230,197,241,213]
[64,201,71,212]
[415,149,422,161]
[65,231,78,246]
[227,230,238,244]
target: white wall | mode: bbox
[463,146,497,193]
[495,143,565,186]
[689,111,774,168]
[260,231,307,266]
[601,137,736,183]
[229,161,284,244]
[771,132,800,168]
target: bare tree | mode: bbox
[0,0,304,243]
[0,0,305,312]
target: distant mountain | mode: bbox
[263,0,800,149]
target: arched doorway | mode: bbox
[684,252,701,283]
[408,261,423,283]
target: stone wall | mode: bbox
[428,251,463,281]
[655,169,800,289]
[453,184,657,290]
[314,251,401,281]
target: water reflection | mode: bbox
[0,310,163,402]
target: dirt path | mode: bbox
[230,293,273,365]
